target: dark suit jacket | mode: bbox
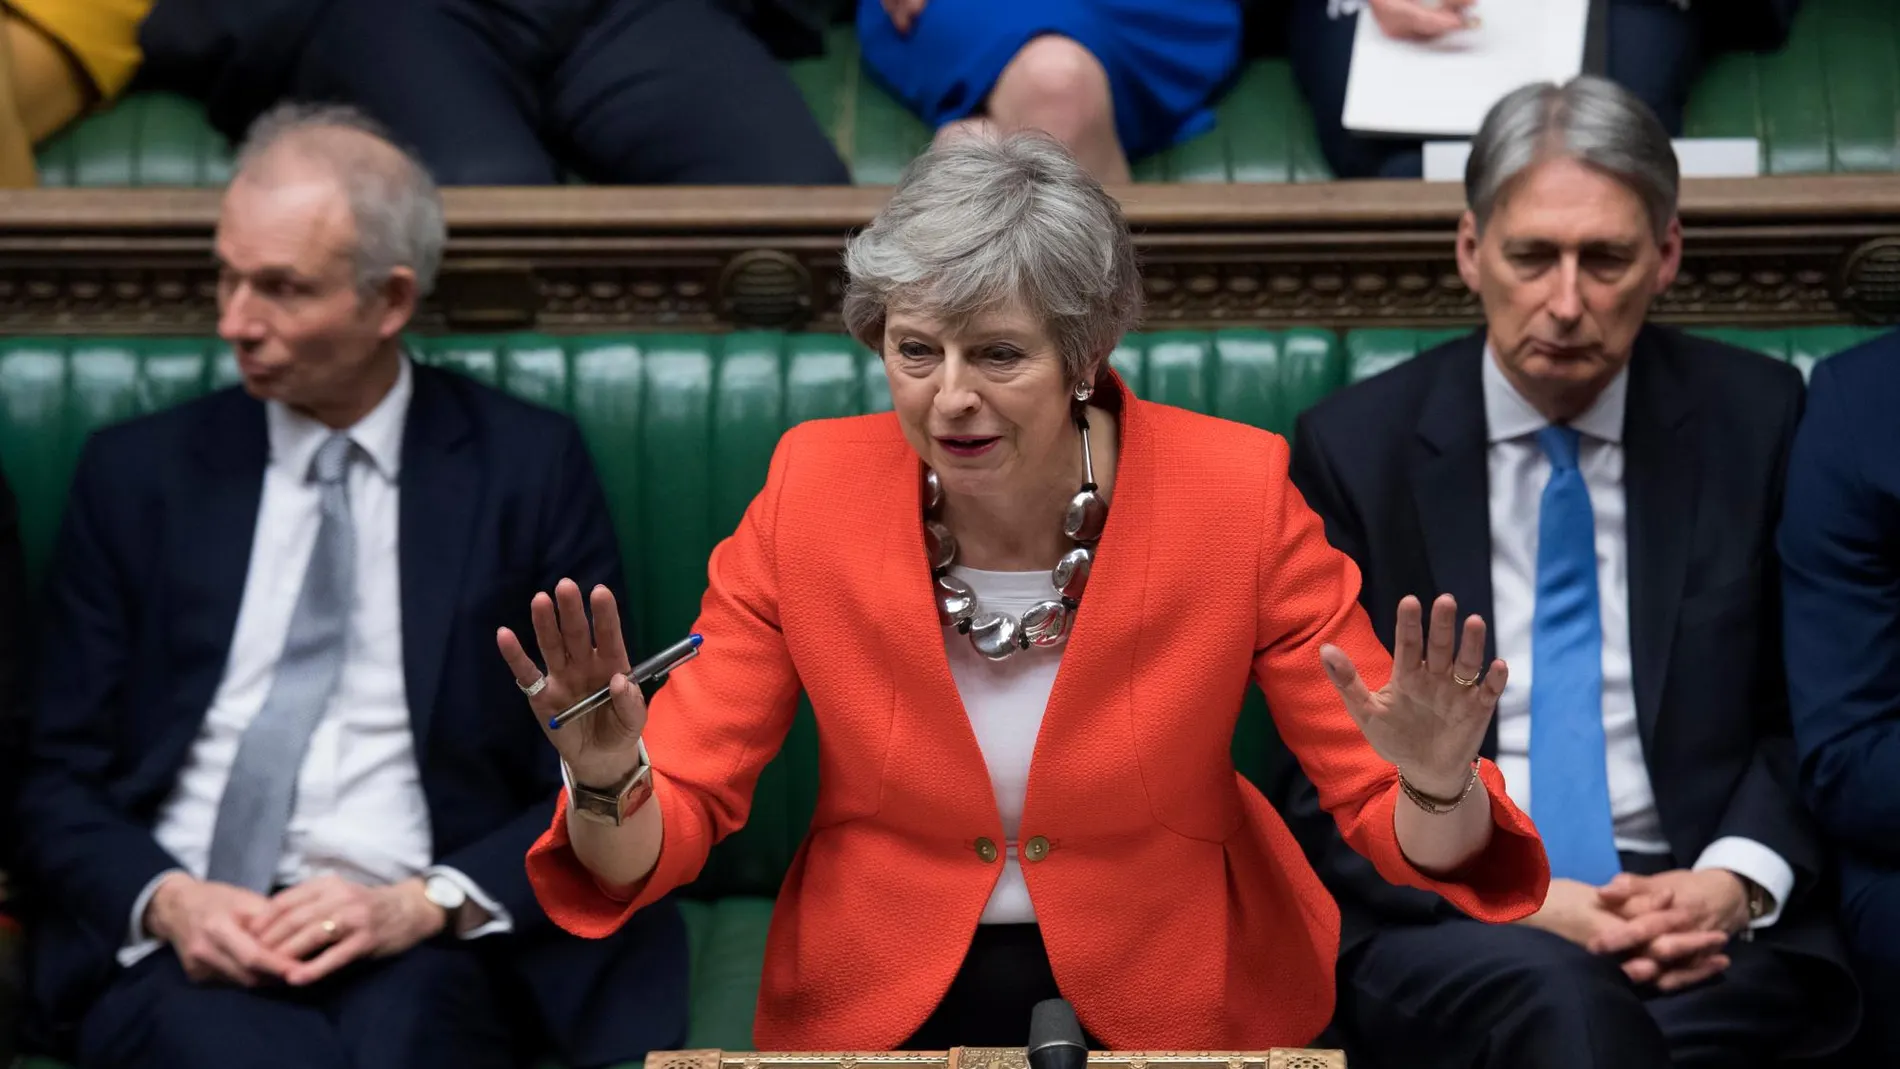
[15,365,688,1063]
[1780,330,1900,965]
[1261,325,1856,1047]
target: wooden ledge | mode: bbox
[647,1049,1345,1069]
[1,176,1897,334]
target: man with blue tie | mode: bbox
[1261,75,1857,1069]
[12,103,687,1068]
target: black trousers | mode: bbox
[287,0,852,185]
[1288,0,1704,179]
[901,924,1101,1050]
[75,944,521,1069]
[1331,852,1826,1069]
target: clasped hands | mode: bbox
[1524,870,1754,991]
[145,871,447,988]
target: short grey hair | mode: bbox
[843,129,1142,384]
[1466,75,1680,238]
[233,102,447,297]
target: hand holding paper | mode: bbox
[1368,0,1479,41]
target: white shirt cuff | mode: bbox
[1692,836,1795,930]
[119,868,186,967]
[424,864,512,939]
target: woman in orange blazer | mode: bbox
[502,130,1550,1053]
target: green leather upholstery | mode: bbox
[0,325,1885,1069]
[1685,0,1900,174]
[33,0,1899,186]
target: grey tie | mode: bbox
[205,432,358,893]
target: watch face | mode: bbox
[425,876,467,911]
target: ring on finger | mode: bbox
[320,918,339,939]
[1450,668,1481,687]
[517,674,549,698]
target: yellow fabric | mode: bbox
[6,0,152,101]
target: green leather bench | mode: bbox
[31,0,1900,187]
[0,323,1887,1069]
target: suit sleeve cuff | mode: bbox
[118,868,185,967]
[424,864,513,939]
[1693,836,1794,929]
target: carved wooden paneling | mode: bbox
[0,177,1896,335]
[646,1050,1345,1069]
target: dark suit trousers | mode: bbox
[287,0,852,185]
[1329,854,1820,1069]
[1288,0,1703,179]
[76,943,520,1069]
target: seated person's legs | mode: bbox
[551,0,851,184]
[1641,936,1824,1069]
[78,944,515,1069]
[78,951,346,1069]
[1840,874,1900,1064]
[288,0,563,184]
[1602,0,1701,136]
[1331,918,1672,1069]
[1286,0,1420,179]
[857,0,1242,184]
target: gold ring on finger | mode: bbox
[1451,668,1481,687]
[320,918,339,938]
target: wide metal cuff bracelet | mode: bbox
[562,739,654,827]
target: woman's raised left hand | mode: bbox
[1320,594,1508,799]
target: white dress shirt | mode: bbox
[1482,348,1792,927]
[942,566,1066,925]
[123,358,508,965]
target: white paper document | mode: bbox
[1342,0,1592,138]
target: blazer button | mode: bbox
[975,837,1000,863]
[1023,835,1051,862]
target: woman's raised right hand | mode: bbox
[497,578,649,786]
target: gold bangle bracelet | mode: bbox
[1398,759,1481,815]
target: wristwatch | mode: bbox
[423,873,467,916]
[562,739,655,827]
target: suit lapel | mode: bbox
[1409,336,1501,755]
[1622,328,1696,752]
[160,393,268,772]
[398,367,479,754]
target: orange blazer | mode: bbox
[527,374,1549,1051]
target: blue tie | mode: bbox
[1528,425,1620,885]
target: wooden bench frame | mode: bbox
[1,176,1897,336]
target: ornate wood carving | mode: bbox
[0,177,1895,335]
[646,1050,1345,1069]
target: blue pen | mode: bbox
[547,633,702,730]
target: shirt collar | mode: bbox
[266,354,413,482]
[1481,343,1628,446]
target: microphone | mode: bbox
[1027,999,1088,1069]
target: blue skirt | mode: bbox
[856,0,1244,161]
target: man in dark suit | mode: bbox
[1288,0,1802,180]
[135,0,852,185]
[13,101,688,1069]
[1263,75,1857,1069]
[1780,329,1900,1065]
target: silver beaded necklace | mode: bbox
[924,391,1108,661]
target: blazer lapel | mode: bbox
[1409,336,1500,755]
[1622,328,1696,752]
[159,392,268,772]
[398,367,479,754]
